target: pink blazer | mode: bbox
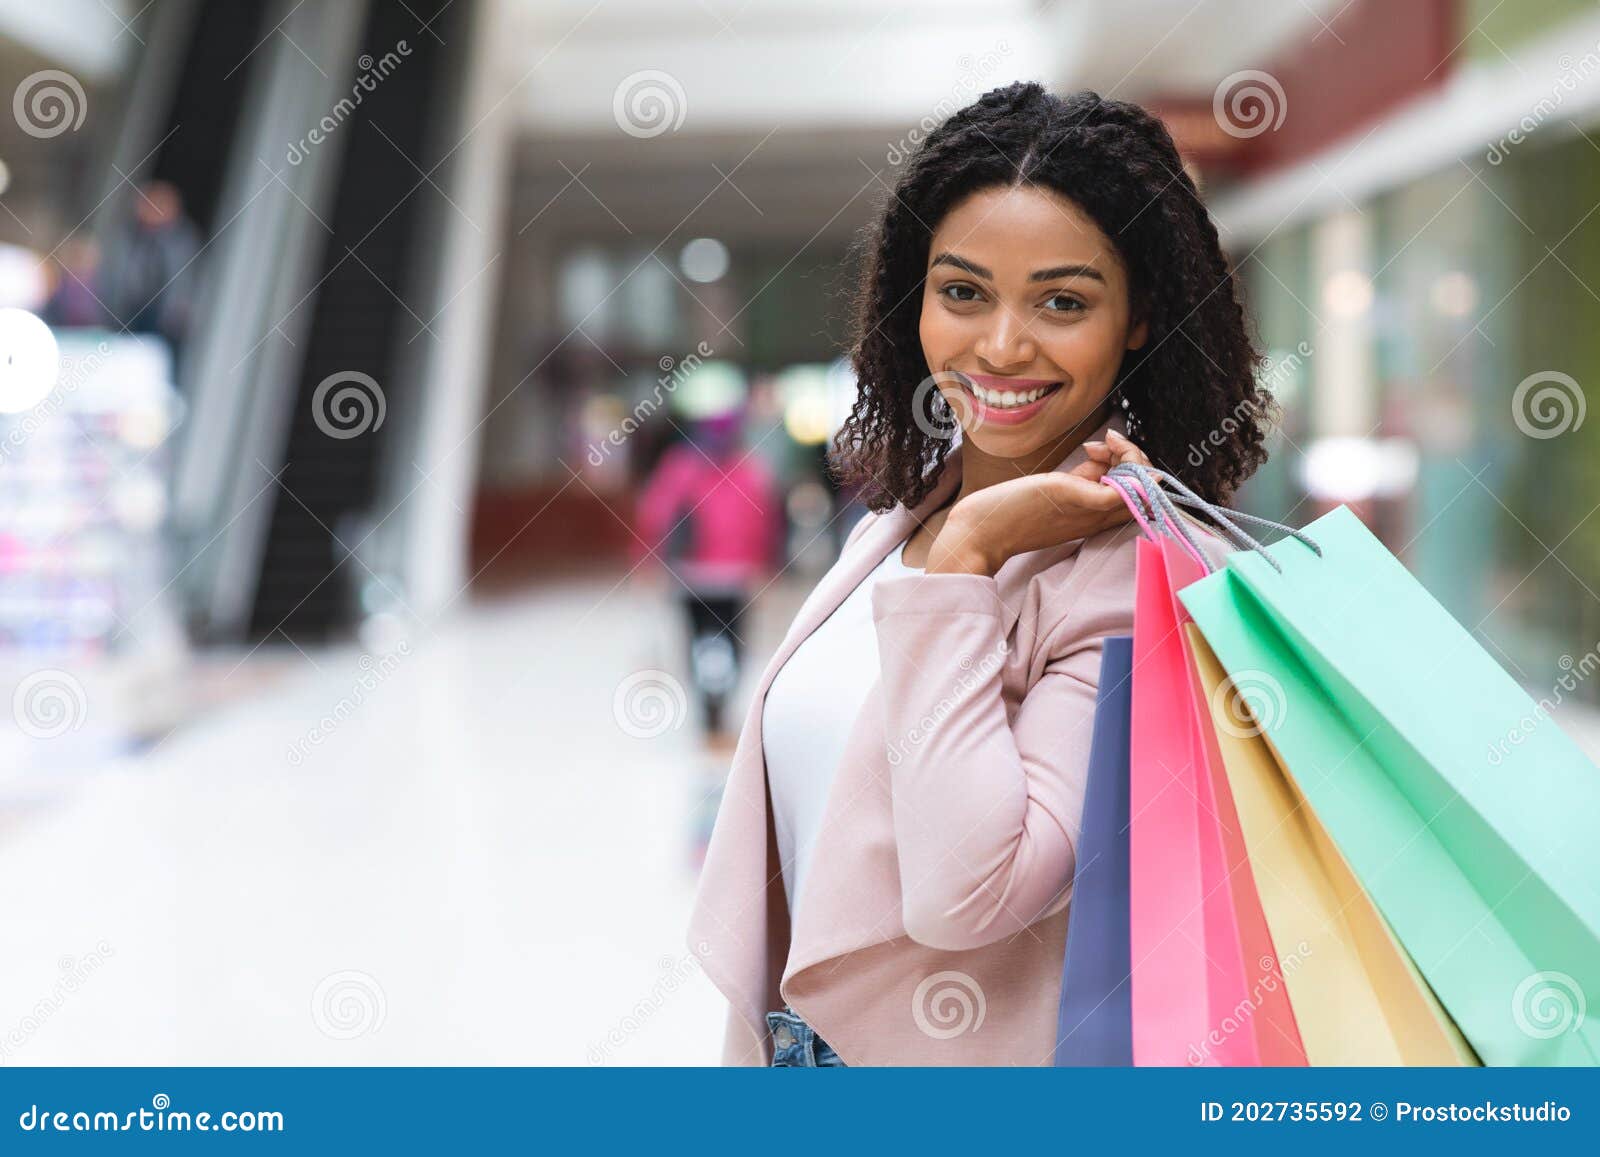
[686,413,1230,1065]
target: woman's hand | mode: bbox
[926,428,1152,576]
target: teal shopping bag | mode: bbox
[1179,505,1600,1066]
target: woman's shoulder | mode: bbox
[841,506,883,552]
[1035,521,1142,594]
[1017,523,1141,658]
[1026,514,1230,652]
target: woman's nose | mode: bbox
[975,309,1035,369]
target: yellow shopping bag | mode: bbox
[1184,624,1479,1066]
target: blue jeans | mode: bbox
[765,1005,847,1067]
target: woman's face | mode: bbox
[918,184,1147,459]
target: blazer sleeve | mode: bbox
[868,531,1138,952]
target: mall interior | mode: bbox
[0,0,1598,1064]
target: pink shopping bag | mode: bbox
[1128,534,1307,1066]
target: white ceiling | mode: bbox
[0,0,133,81]
[492,0,1346,241]
[495,0,1344,136]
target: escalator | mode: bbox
[244,0,470,643]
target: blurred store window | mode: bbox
[0,325,187,770]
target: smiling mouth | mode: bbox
[953,373,1066,410]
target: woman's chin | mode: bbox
[960,426,1048,460]
[959,410,1081,457]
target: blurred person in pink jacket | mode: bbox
[633,408,782,735]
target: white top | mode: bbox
[763,533,921,913]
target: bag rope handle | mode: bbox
[1104,473,1214,573]
[1102,461,1322,575]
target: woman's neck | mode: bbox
[951,402,1113,505]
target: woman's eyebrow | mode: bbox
[929,252,1106,284]
[929,252,991,279]
[1029,262,1106,285]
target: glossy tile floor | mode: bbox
[0,576,804,1066]
[3,575,1598,1067]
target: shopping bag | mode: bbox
[1128,534,1306,1066]
[1179,505,1600,1066]
[1184,621,1478,1065]
[1055,635,1134,1067]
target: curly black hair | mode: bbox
[830,82,1275,512]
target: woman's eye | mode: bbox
[940,283,980,304]
[1045,294,1085,313]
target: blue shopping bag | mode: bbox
[1054,635,1134,1066]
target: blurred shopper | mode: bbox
[101,180,202,372]
[633,407,781,738]
[688,84,1277,1066]
[41,237,110,328]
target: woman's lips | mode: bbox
[952,372,1066,427]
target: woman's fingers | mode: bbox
[1105,428,1151,467]
[1053,472,1126,511]
[1068,457,1111,483]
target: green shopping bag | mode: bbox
[1178,504,1600,1067]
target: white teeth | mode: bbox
[969,382,1054,408]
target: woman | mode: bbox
[687,83,1275,1066]
[633,407,781,739]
